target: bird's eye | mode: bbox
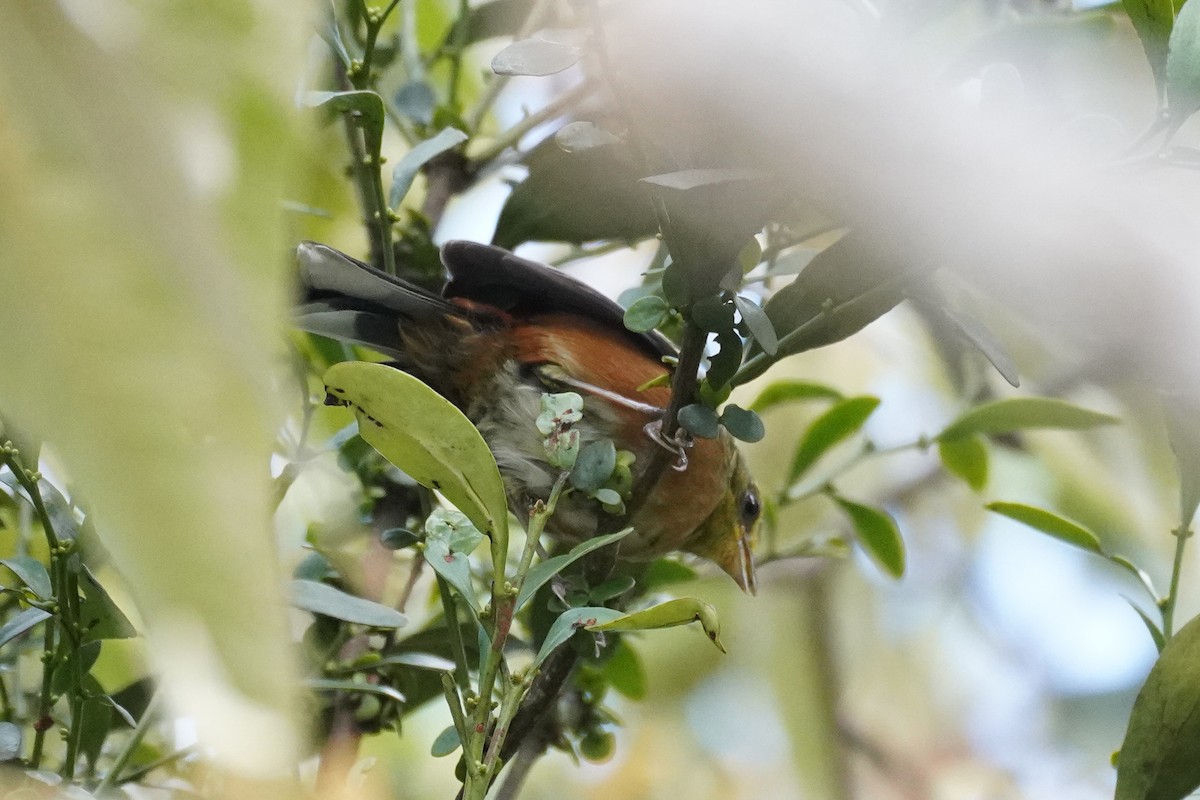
[739,489,761,525]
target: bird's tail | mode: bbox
[293,242,457,359]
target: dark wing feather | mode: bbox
[294,241,462,358]
[440,240,676,360]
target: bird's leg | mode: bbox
[642,419,694,472]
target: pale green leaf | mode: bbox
[937,397,1118,441]
[1167,0,1200,120]
[491,38,581,76]
[430,724,461,757]
[1124,0,1176,99]
[588,597,726,653]
[305,678,406,705]
[323,361,509,576]
[0,556,51,599]
[0,607,50,648]
[555,121,622,153]
[290,580,408,628]
[986,502,1104,555]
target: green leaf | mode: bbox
[602,639,646,700]
[588,575,636,603]
[78,695,113,767]
[493,137,656,248]
[985,502,1104,555]
[323,361,509,578]
[720,404,765,443]
[1111,554,1161,604]
[733,295,778,356]
[79,567,136,641]
[623,295,670,334]
[430,724,461,757]
[289,580,408,628]
[1125,0,1177,100]
[588,597,726,653]
[833,497,905,578]
[737,237,763,273]
[749,380,843,412]
[555,121,622,153]
[0,606,50,648]
[393,81,435,125]
[516,528,634,611]
[1126,598,1166,652]
[690,296,736,333]
[1167,0,1200,120]
[571,440,618,493]
[937,397,1118,441]
[305,678,406,706]
[1163,394,1200,526]
[754,233,920,372]
[0,556,51,599]
[641,559,697,590]
[788,396,880,483]
[304,90,385,161]
[425,509,483,556]
[440,0,539,48]
[376,652,457,672]
[380,528,421,550]
[389,127,468,209]
[593,488,622,507]
[424,541,478,611]
[925,297,1020,388]
[490,38,582,76]
[1115,613,1200,800]
[678,404,721,439]
[534,607,624,668]
[52,640,101,695]
[641,168,762,191]
[937,436,989,491]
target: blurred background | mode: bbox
[2,1,1198,798]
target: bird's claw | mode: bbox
[643,420,694,472]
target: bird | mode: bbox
[294,240,760,592]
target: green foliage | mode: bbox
[788,397,881,483]
[937,397,1119,441]
[323,361,510,567]
[589,597,727,653]
[1116,613,1200,800]
[4,0,1199,795]
[290,580,408,628]
[937,436,989,491]
[833,496,906,578]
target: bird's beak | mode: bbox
[693,525,758,595]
